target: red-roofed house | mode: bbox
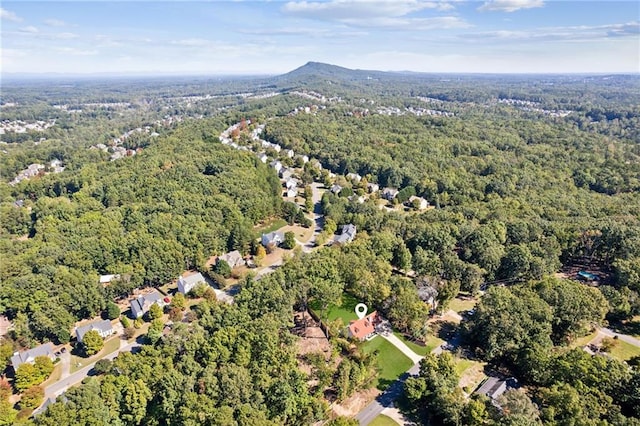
[347,311,380,341]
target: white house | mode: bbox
[382,187,399,201]
[408,196,429,210]
[218,250,245,268]
[270,160,283,174]
[177,272,207,295]
[261,231,285,248]
[130,290,166,318]
[10,343,55,370]
[346,173,362,183]
[75,320,115,343]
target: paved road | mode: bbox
[356,362,421,425]
[44,340,141,399]
[301,182,324,253]
[600,327,640,347]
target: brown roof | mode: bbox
[348,311,379,340]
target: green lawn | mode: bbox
[363,336,413,390]
[370,414,399,426]
[394,331,428,356]
[70,337,120,373]
[571,330,599,348]
[448,298,477,313]
[455,358,477,376]
[425,334,446,353]
[310,293,360,323]
[609,340,640,361]
[254,218,287,237]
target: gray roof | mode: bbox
[131,290,165,318]
[75,319,113,342]
[261,231,285,246]
[475,377,518,401]
[10,342,55,369]
[219,250,245,268]
[177,273,207,295]
[180,273,205,287]
[334,224,356,244]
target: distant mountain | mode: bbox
[267,61,394,92]
[279,61,375,80]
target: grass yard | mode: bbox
[571,330,599,348]
[455,358,478,376]
[280,224,314,243]
[310,293,360,323]
[394,332,429,356]
[456,358,487,394]
[448,297,477,313]
[41,364,62,387]
[370,414,399,426]
[254,218,287,237]
[70,337,120,373]
[363,336,413,390]
[608,340,640,361]
[392,331,434,356]
[425,334,446,353]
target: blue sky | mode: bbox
[1,1,638,75]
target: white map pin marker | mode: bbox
[355,303,368,320]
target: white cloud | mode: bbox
[283,0,454,21]
[478,0,544,12]
[44,18,67,27]
[0,7,22,22]
[53,32,79,40]
[19,26,39,34]
[54,47,98,56]
[462,21,640,42]
[343,16,470,30]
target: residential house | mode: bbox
[279,168,293,180]
[417,283,438,311]
[50,159,65,173]
[382,187,399,201]
[346,173,362,183]
[10,343,55,370]
[301,155,309,164]
[347,311,380,341]
[286,149,295,158]
[218,250,245,269]
[285,178,298,190]
[348,195,365,204]
[177,273,207,295]
[334,224,357,245]
[270,160,283,174]
[408,195,429,210]
[99,274,120,287]
[261,231,285,248]
[367,183,379,193]
[475,377,518,405]
[330,184,343,195]
[130,290,167,318]
[286,188,298,198]
[75,320,114,343]
[258,153,268,163]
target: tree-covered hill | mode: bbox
[0,120,281,345]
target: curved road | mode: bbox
[44,341,141,399]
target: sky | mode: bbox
[1,0,639,75]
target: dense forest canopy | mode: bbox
[1,63,639,425]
